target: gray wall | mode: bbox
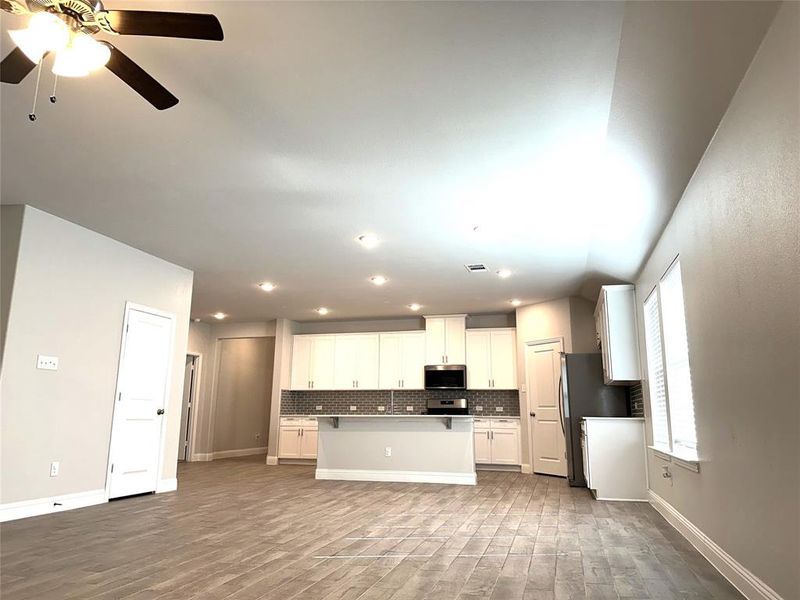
[0,206,193,504]
[187,321,215,455]
[294,313,514,335]
[0,205,24,371]
[635,5,798,597]
[212,337,275,453]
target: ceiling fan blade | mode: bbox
[105,45,178,110]
[1,47,36,84]
[106,10,223,41]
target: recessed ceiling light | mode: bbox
[370,275,388,286]
[356,233,380,249]
[316,307,330,315]
[258,281,276,292]
[497,269,512,279]
[510,299,522,307]
[213,312,227,320]
[408,303,421,311]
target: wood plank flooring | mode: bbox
[1,456,743,600]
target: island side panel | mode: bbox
[315,417,476,485]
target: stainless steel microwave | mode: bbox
[424,365,467,390]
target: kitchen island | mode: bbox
[315,415,476,485]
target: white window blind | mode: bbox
[643,290,670,449]
[660,261,697,459]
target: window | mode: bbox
[642,259,698,461]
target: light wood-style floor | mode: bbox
[1,456,742,600]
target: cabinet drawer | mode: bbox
[300,418,318,429]
[280,417,303,425]
[490,418,519,429]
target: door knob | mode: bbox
[530,411,536,417]
[156,408,165,415]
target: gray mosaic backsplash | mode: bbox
[280,389,520,416]
[629,382,644,417]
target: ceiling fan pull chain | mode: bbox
[28,57,43,122]
[50,75,58,104]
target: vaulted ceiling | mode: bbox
[0,1,779,321]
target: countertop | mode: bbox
[314,414,474,419]
[581,417,645,421]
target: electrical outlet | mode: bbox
[50,461,59,477]
[384,446,392,457]
[377,406,385,412]
[255,432,261,440]
[315,405,323,411]
[37,355,59,371]
[349,405,357,411]
[475,405,484,412]
[406,406,413,412]
[495,406,504,412]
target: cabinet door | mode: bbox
[278,427,301,458]
[379,334,402,389]
[444,317,466,363]
[490,330,517,389]
[334,335,358,389]
[425,318,446,364]
[400,332,425,389]
[300,428,318,459]
[491,428,520,465]
[474,429,492,463]
[355,334,380,389]
[466,331,491,389]
[310,336,336,389]
[290,336,312,390]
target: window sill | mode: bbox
[648,446,700,473]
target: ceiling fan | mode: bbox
[0,0,223,111]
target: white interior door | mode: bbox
[108,306,174,499]
[526,341,567,476]
[400,332,425,389]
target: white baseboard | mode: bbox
[156,478,177,493]
[520,463,532,474]
[315,468,476,486]
[0,488,106,523]
[266,455,278,465]
[212,446,267,460]
[648,490,783,600]
[190,453,213,462]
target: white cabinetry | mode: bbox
[595,285,641,384]
[278,417,318,459]
[378,332,425,389]
[334,334,379,389]
[474,418,521,465]
[291,336,336,390]
[465,329,517,389]
[581,417,647,501]
[424,315,466,364]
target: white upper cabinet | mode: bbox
[424,315,466,364]
[290,335,335,390]
[595,285,641,384]
[334,334,379,389]
[379,332,425,389]
[466,328,517,389]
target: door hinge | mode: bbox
[111,463,114,473]
[118,392,122,402]
[126,324,129,333]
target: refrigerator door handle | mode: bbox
[557,375,566,437]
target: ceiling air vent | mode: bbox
[464,263,489,273]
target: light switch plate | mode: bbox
[475,405,484,411]
[315,405,323,411]
[377,406,385,412]
[406,406,414,412]
[495,406,504,412]
[50,461,59,477]
[37,355,59,370]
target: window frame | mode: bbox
[642,256,700,470]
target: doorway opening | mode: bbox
[179,354,199,462]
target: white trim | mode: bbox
[520,463,532,474]
[156,478,177,493]
[190,452,213,462]
[0,489,106,523]
[105,302,176,501]
[266,455,278,465]
[315,468,476,486]
[184,352,203,462]
[211,446,267,460]
[649,491,783,600]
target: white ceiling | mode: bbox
[0,1,779,322]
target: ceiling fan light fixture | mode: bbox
[52,33,110,77]
[9,12,70,63]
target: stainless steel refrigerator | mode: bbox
[560,353,629,487]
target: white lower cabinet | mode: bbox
[474,418,521,465]
[278,417,318,459]
[581,417,647,501]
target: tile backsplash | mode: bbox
[280,389,520,416]
[629,382,644,417]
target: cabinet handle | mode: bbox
[297,429,300,437]
[301,428,304,437]
[401,379,404,388]
[491,431,494,440]
[486,431,490,440]
[398,379,401,388]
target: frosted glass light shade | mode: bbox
[9,12,69,62]
[52,33,110,77]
